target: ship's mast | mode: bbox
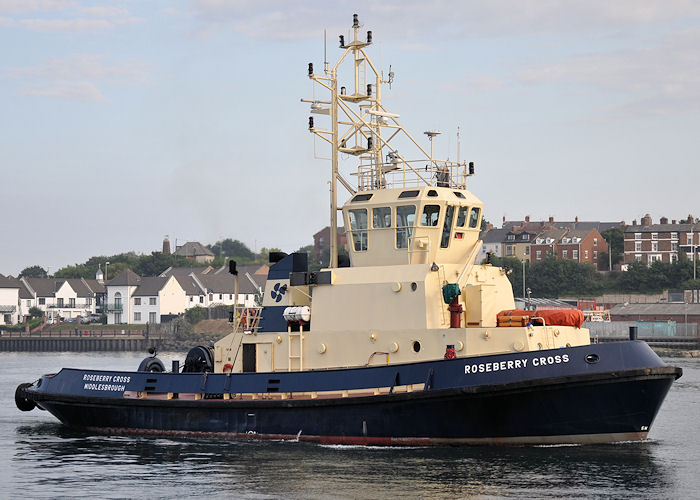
[303,14,474,268]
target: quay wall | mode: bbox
[0,330,160,352]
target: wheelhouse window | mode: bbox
[456,207,467,227]
[349,209,368,251]
[421,205,440,226]
[469,207,481,228]
[441,206,455,248]
[372,207,392,228]
[396,205,416,249]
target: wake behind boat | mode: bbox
[16,14,681,445]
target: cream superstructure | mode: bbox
[214,15,589,373]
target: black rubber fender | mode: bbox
[137,357,165,372]
[15,383,36,412]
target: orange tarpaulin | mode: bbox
[532,309,585,329]
[497,309,584,328]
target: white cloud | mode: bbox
[0,0,76,14]
[20,80,107,101]
[190,0,700,40]
[80,6,128,18]
[4,54,152,101]
[515,27,700,117]
[5,54,151,84]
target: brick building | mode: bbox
[623,214,699,265]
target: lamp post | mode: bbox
[105,261,110,282]
[522,258,526,300]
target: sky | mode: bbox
[1,1,699,276]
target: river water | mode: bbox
[2,351,698,499]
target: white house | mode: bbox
[21,277,97,323]
[0,274,20,325]
[106,269,141,324]
[131,276,186,324]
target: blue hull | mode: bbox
[17,342,681,445]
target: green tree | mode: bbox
[601,228,624,270]
[209,239,255,262]
[19,265,48,278]
[185,306,205,324]
[28,306,44,319]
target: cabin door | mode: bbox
[257,343,274,372]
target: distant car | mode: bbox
[89,313,103,323]
[63,317,77,323]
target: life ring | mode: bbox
[222,363,234,373]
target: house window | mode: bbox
[396,205,416,249]
[149,297,156,305]
[134,312,141,322]
[209,293,213,301]
[440,206,455,248]
[190,296,193,302]
[536,250,542,260]
[562,250,568,258]
[115,292,122,308]
[87,298,92,305]
[229,294,233,300]
[594,238,598,246]
[39,298,45,305]
[507,245,514,256]
[115,313,122,324]
[199,296,204,303]
[649,254,662,263]
[672,232,678,240]
[572,250,578,259]
[635,233,641,240]
[507,234,515,241]
[469,207,481,228]
[635,241,642,251]
[69,298,75,308]
[219,294,223,300]
[672,242,678,252]
[671,254,678,263]
[688,233,693,244]
[525,247,530,255]
[57,298,64,308]
[149,312,157,323]
[134,298,141,305]
[593,251,598,259]
[349,208,369,251]
[652,233,658,240]
[373,207,392,228]
[421,205,441,226]
[585,250,589,259]
[635,254,642,261]
[26,300,31,307]
[652,241,658,252]
[456,207,467,227]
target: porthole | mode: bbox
[411,282,417,291]
[412,341,421,353]
[585,354,600,364]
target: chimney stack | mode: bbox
[549,216,554,223]
[525,215,530,223]
[575,216,579,223]
[660,216,669,225]
[672,220,677,224]
[641,214,652,227]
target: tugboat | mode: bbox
[16,15,681,445]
